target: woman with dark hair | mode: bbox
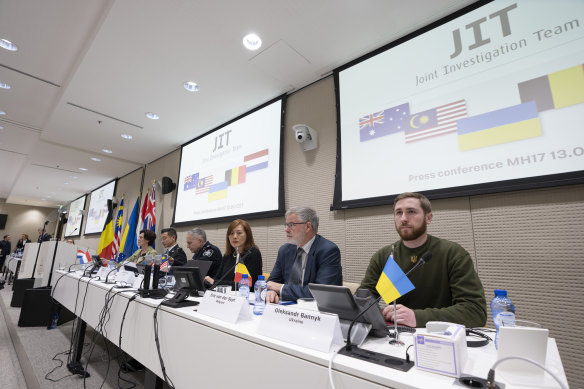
[105,229,157,268]
[205,219,262,288]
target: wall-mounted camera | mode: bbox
[292,124,318,151]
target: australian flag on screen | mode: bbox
[184,173,199,191]
[359,102,410,142]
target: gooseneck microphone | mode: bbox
[152,256,161,289]
[345,251,433,352]
[143,257,153,290]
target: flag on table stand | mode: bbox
[97,200,115,261]
[133,189,149,253]
[120,196,140,259]
[375,254,415,304]
[160,254,169,272]
[234,263,251,284]
[144,182,156,248]
[113,196,124,259]
[77,249,91,264]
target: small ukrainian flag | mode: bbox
[375,254,415,304]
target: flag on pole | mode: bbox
[375,254,415,304]
[144,182,156,247]
[113,196,124,257]
[234,262,251,284]
[134,188,149,253]
[77,249,91,264]
[97,200,115,260]
[120,196,140,258]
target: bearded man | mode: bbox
[359,192,486,328]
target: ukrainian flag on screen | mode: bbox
[457,101,541,151]
[208,181,228,202]
[375,255,415,304]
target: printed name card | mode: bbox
[115,269,136,285]
[95,266,110,280]
[197,290,253,323]
[257,304,344,352]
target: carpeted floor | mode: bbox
[0,283,145,389]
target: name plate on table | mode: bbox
[257,304,344,352]
[115,269,136,285]
[197,291,253,323]
[95,266,110,280]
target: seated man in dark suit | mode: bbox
[266,206,342,303]
[160,228,187,267]
[186,228,222,278]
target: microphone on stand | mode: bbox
[152,255,161,289]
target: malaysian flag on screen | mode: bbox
[404,100,467,143]
[196,175,213,194]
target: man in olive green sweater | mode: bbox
[359,192,486,328]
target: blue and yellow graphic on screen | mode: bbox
[375,254,415,304]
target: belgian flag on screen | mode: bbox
[97,200,115,261]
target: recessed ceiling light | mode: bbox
[79,167,88,171]
[0,39,18,51]
[40,198,46,201]
[70,176,79,179]
[146,112,159,120]
[0,110,5,115]
[242,33,262,51]
[102,149,113,154]
[0,82,10,89]
[184,81,200,92]
[91,157,102,162]
[64,182,69,185]
[46,195,52,199]
[0,125,3,130]
[121,134,132,140]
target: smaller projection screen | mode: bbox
[333,0,584,209]
[84,180,116,234]
[173,96,285,225]
[64,195,86,237]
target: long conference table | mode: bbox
[51,270,568,389]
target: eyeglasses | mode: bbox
[284,222,307,229]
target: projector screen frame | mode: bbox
[172,95,286,227]
[83,179,118,236]
[64,194,87,238]
[331,0,584,210]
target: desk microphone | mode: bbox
[209,250,250,290]
[143,257,153,290]
[104,267,119,284]
[345,251,432,352]
[152,256,161,289]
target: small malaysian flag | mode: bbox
[405,100,467,143]
[160,254,169,272]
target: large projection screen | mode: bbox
[173,96,285,225]
[333,0,584,209]
[64,195,86,237]
[84,180,116,235]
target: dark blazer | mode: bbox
[213,246,262,289]
[166,245,187,267]
[37,233,52,243]
[268,234,342,302]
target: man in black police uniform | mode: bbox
[186,228,222,278]
[160,228,187,267]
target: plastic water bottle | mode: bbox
[238,274,251,301]
[50,312,59,329]
[490,289,516,349]
[253,275,267,315]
